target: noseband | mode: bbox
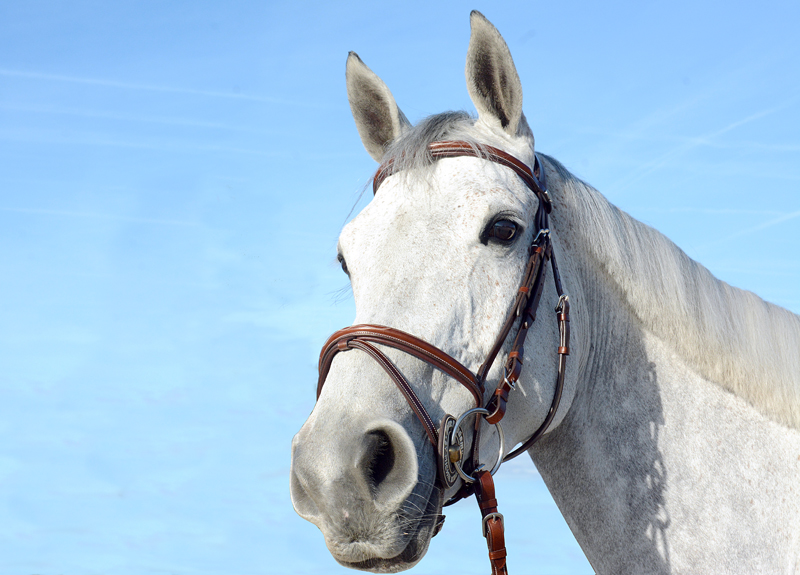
[316,141,571,575]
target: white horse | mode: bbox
[291,11,800,574]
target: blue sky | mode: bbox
[0,1,797,574]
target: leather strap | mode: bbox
[475,470,508,575]
[483,239,550,424]
[373,141,550,212]
[318,325,485,447]
[502,251,570,461]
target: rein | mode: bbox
[316,141,571,575]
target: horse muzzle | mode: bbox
[290,416,441,571]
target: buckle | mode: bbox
[502,368,516,391]
[482,512,504,537]
[532,228,550,246]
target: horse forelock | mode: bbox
[381,111,477,173]
[377,111,534,194]
[543,155,800,430]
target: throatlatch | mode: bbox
[316,141,571,575]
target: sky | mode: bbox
[0,1,798,574]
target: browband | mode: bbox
[373,141,550,212]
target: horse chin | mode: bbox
[327,482,443,573]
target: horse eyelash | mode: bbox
[337,253,350,276]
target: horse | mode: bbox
[290,11,800,574]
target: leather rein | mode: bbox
[316,141,571,575]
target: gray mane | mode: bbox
[544,155,800,430]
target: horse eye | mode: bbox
[489,220,518,242]
[337,253,349,275]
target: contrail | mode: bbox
[629,207,785,216]
[607,105,785,194]
[0,129,287,157]
[0,68,322,107]
[0,101,280,135]
[0,206,201,226]
[571,125,800,153]
[695,209,800,252]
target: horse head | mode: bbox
[290,12,582,572]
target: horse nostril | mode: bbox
[363,429,395,492]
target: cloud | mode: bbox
[607,104,789,195]
[0,206,200,227]
[0,68,324,108]
[0,102,279,135]
[629,207,785,216]
[0,128,286,157]
[694,209,800,253]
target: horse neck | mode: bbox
[546,157,800,429]
[528,160,800,573]
[530,263,800,573]
[533,273,670,573]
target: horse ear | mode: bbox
[346,52,411,162]
[466,11,531,139]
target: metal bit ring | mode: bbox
[450,407,505,483]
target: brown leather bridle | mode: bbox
[316,141,571,575]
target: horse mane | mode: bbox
[380,111,800,430]
[543,155,800,430]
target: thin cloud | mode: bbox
[0,101,281,135]
[628,207,785,216]
[0,127,361,160]
[0,206,200,227]
[0,128,287,157]
[589,50,799,197]
[570,124,800,154]
[0,68,326,108]
[695,209,800,253]
[607,105,787,195]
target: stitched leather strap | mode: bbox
[318,325,484,447]
[502,251,570,461]
[374,141,550,212]
[483,238,550,425]
[475,470,508,575]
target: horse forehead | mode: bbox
[344,159,531,247]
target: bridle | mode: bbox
[316,141,571,575]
